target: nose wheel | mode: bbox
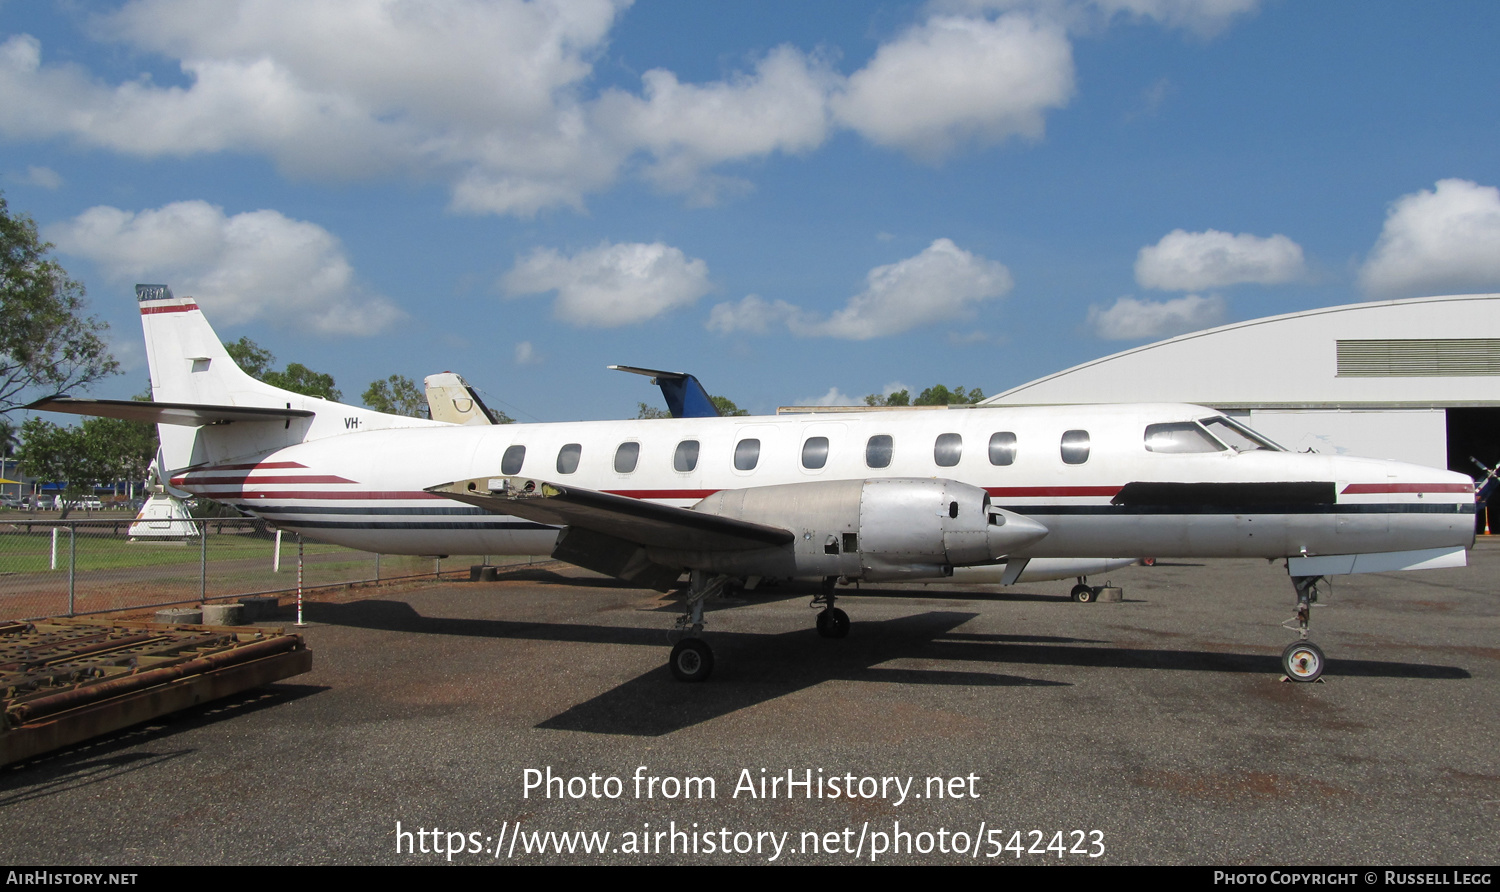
[1281,640,1325,682]
[1282,574,1327,683]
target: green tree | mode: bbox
[914,384,985,405]
[0,192,118,411]
[864,390,910,407]
[18,414,157,516]
[85,416,156,491]
[710,395,750,417]
[636,402,671,419]
[225,336,341,400]
[363,374,428,418]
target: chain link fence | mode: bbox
[0,516,533,620]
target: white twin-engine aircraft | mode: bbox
[35,286,1477,684]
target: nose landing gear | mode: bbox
[1282,575,1327,682]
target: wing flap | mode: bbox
[425,476,793,552]
[29,397,314,426]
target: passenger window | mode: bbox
[1144,422,1222,454]
[674,439,700,472]
[866,434,893,469]
[734,438,761,471]
[614,442,640,474]
[802,436,830,470]
[1061,430,1090,464]
[934,433,962,468]
[988,432,1017,466]
[502,445,525,475]
[556,443,581,474]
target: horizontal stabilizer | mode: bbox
[29,397,315,427]
[426,476,793,552]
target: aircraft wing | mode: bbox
[28,397,315,426]
[425,475,793,552]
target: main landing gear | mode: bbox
[1281,575,1327,683]
[1071,576,1098,603]
[669,570,730,682]
[813,576,850,639]
[666,573,856,682]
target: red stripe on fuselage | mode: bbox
[1339,483,1473,494]
[186,490,443,501]
[171,460,309,485]
[176,475,356,486]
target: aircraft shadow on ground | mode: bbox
[308,599,1470,737]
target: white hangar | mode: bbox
[982,294,1500,481]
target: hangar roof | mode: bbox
[984,294,1500,409]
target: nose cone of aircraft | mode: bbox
[986,508,1050,556]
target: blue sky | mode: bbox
[2,1,1499,421]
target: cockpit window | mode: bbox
[1145,422,1223,454]
[1202,416,1284,452]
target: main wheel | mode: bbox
[669,638,714,682]
[819,607,850,639]
[1281,640,1325,682]
[1071,583,1096,603]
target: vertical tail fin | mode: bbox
[137,284,283,407]
[136,284,434,471]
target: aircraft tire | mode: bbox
[1281,640,1325,683]
[670,638,714,682]
[817,607,850,639]
[1071,584,1096,603]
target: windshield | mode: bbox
[1201,416,1284,452]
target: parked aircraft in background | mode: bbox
[33,286,1476,684]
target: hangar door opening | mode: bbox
[1447,408,1500,533]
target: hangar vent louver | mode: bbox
[1335,339,1500,377]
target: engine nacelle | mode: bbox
[649,478,1048,581]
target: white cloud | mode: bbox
[1358,179,1500,300]
[501,241,713,327]
[1086,293,1226,340]
[1135,229,1306,291]
[796,386,856,407]
[0,2,1258,215]
[593,45,834,203]
[46,200,402,336]
[709,239,1012,340]
[808,239,1013,339]
[831,14,1074,162]
[705,294,801,335]
[937,1,1260,38]
[0,2,630,215]
[17,165,62,188]
[514,341,540,366]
